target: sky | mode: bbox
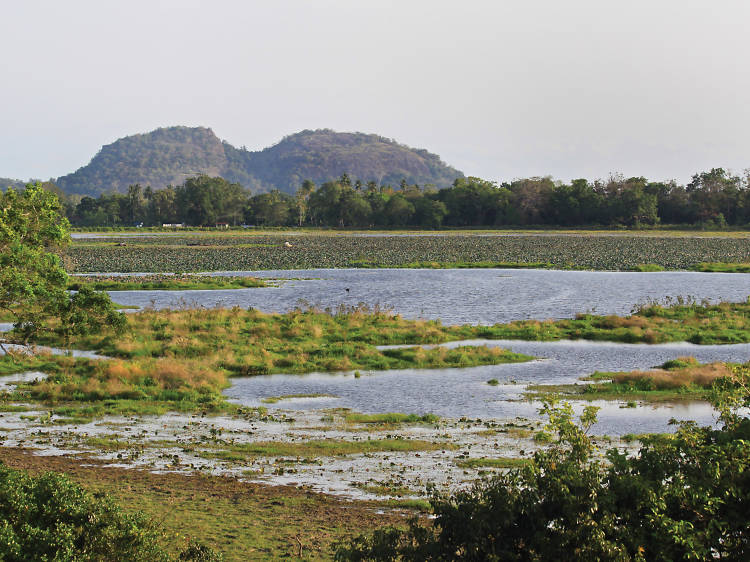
[1,0,748,185]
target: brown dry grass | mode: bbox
[613,362,731,389]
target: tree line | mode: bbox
[56,168,750,228]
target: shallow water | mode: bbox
[100,267,750,434]
[0,371,47,392]
[226,339,750,435]
[0,343,107,360]
[106,268,750,325]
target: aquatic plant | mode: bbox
[66,233,750,272]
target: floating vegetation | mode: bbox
[343,412,440,425]
[261,393,337,404]
[455,457,530,469]
[196,438,454,460]
[65,234,750,272]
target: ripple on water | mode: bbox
[105,268,750,326]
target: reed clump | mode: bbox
[610,362,731,390]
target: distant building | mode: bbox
[215,222,229,229]
[162,223,184,228]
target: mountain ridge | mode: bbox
[54,126,464,196]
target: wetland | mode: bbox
[3,229,750,560]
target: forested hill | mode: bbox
[233,129,463,192]
[54,126,464,196]
[55,127,231,196]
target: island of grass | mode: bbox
[260,393,337,404]
[5,296,749,418]
[68,274,268,291]
[690,262,750,273]
[525,357,749,402]
[195,438,455,463]
[0,305,532,417]
[471,297,750,344]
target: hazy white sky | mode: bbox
[1,0,748,185]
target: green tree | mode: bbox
[0,183,70,348]
[341,190,372,227]
[126,183,146,225]
[295,180,316,227]
[383,194,414,226]
[0,183,125,348]
[247,190,293,226]
[0,465,169,561]
[412,197,448,228]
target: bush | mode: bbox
[0,465,169,561]
[0,465,225,561]
[336,392,750,561]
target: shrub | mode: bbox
[336,392,750,561]
[0,465,169,561]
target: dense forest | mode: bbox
[51,167,750,228]
[53,126,463,196]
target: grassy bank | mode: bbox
[68,274,268,291]
[690,262,750,273]
[351,260,555,269]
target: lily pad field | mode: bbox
[66,232,750,272]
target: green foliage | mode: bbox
[0,182,125,347]
[691,262,750,273]
[46,285,126,349]
[0,182,70,343]
[336,389,750,561]
[0,464,169,561]
[178,542,224,561]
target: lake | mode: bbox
[105,268,750,325]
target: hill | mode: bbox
[55,127,463,196]
[0,177,29,190]
[55,127,229,196]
